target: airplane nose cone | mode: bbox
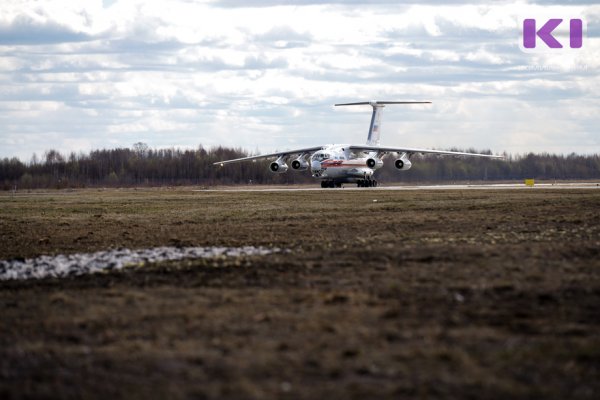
[311,160,322,171]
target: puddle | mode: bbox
[0,246,284,281]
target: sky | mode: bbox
[0,0,599,161]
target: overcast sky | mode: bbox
[1,0,598,161]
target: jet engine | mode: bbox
[269,159,289,173]
[394,155,412,171]
[291,158,309,171]
[366,158,384,170]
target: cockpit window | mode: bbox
[313,152,335,161]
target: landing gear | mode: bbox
[321,180,341,188]
[357,179,377,188]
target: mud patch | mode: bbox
[0,246,284,281]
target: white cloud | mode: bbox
[465,48,507,65]
[0,0,598,161]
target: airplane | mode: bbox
[214,101,503,188]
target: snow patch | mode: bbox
[0,246,284,281]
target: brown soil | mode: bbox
[1,187,599,399]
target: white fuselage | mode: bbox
[309,144,378,183]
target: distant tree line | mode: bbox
[378,151,600,183]
[1,142,598,189]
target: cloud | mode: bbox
[0,15,93,45]
[212,0,600,6]
[0,0,598,161]
[254,26,313,48]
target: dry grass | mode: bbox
[1,187,599,399]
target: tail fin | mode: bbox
[367,103,384,146]
[335,101,431,146]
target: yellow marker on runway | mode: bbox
[525,179,535,187]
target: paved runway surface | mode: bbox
[197,182,600,192]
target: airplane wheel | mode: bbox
[373,180,378,187]
[320,181,326,188]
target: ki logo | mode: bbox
[523,18,583,49]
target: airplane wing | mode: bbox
[348,145,504,158]
[213,146,324,166]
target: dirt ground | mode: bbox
[1,187,599,399]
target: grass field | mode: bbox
[1,187,599,399]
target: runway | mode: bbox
[196,182,600,192]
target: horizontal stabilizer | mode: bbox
[335,101,431,106]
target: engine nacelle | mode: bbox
[269,159,289,173]
[366,158,384,170]
[394,157,412,171]
[291,158,309,171]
